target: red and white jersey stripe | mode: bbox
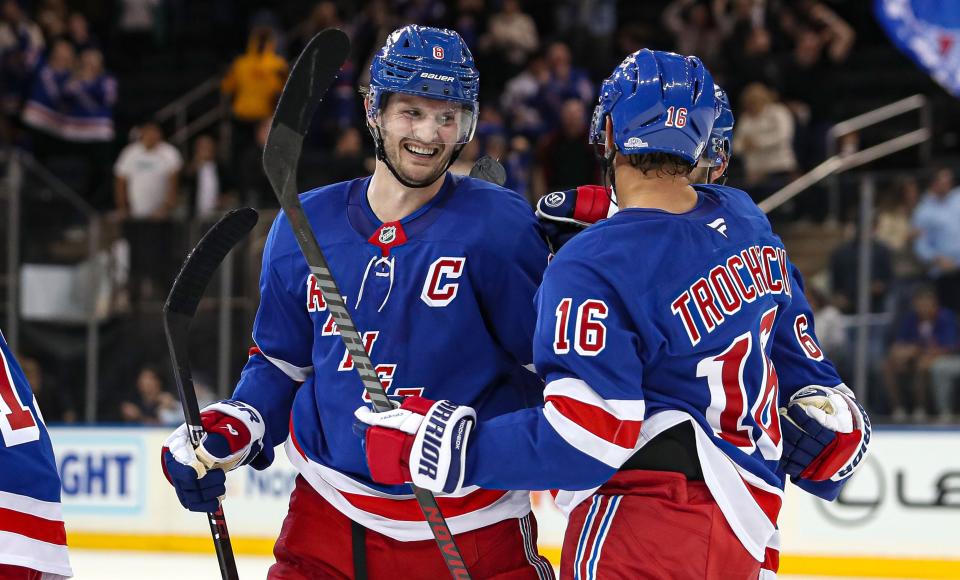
[543,377,645,468]
[285,439,532,541]
[0,490,72,578]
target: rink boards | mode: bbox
[47,426,960,578]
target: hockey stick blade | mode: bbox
[165,207,259,318]
[162,207,258,580]
[263,29,473,580]
[468,155,506,186]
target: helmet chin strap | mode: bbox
[370,125,463,189]
[599,145,618,208]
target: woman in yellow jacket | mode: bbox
[222,26,289,164]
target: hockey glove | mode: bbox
[161,400,273,512]
[536,185,612,252]
[354,396,476,495]
[779,385,870,482]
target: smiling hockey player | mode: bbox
[161,25,553,579]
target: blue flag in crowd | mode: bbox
[876,0,960,98]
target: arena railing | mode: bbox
[153,77,231,159]
[759,94,933,412]
[4,150,104,422]
[4,150,260,422]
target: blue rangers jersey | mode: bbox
[234,173,550,540]
[0,330,71,578]
[466,184,852,563]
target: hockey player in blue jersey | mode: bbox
[356,50,871,579]
[0,329,72,579]
[534,83,735,253]
[160,25,554,579]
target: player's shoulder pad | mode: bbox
[264,180,356,259]
[457,174,542,234]
[459,175,532,211]
[695,183,766,218]
[298,179,356,214]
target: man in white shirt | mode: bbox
[113,122,182,218]
[113,122,182,304]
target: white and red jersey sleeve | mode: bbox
[0,329,72,578]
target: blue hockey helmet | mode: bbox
[703,84,735,168]
[589,49,716,165]
[367,25,479,145]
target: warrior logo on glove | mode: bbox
[355,396,476,495]
[779,385,871,483]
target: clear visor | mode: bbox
[374,95,477,145]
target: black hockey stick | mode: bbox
[263,29,472,580]
[163,207,259,580]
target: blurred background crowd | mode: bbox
[1,0,959,427]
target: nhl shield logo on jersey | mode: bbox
[544,191,565,208]
[368,221,408,256]
[379,225,397,245]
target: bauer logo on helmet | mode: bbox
[420,72,454,82]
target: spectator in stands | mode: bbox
[829,220,893,399]
[22,355,77,423]
[236,117,279,209]
[722,21,780,101]
[451,0,486,51]
[221,26,288,165]
[20,38,75,157]
[912,167,960,312]
[779,0,855,64]
[113,122,183,302]
[62,48,116,143]
[328,127,367,183]
[501,50,549,139]
[481,131,519,193]
[182,134,232,219]
[289,1,345,59]
[539,41,594,130]
[119,365,180,425]
[732,82,797,198]
[114,122,181,219]
[36,0,66,39]
[0,0,45,139]
[532,98,599,202]
[830,221,894,316]
[478,0,538,93]
[663,0,726,73]
[883,287,959,422]
[805,285,848,376]
[397,0,447,28]
[66,12,98,52]
[114,0,162,72]
[876,176,922,280]
[62,47,116,208]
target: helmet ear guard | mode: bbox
[699,84,735,184]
